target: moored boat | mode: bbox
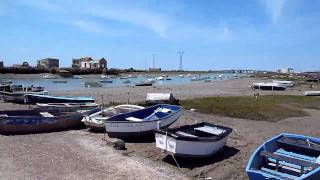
[105,104,183,138]
[84,81,102,88]
[252,82,287,91]
[0,107,100,134]
[43,74,57,79]
[25,94,95,104]
[100,79,113,83]
[304,91,320,96]
[52,80,68,83]
[272,80,296,87]
[246,133,320,180]
[36,102,100,111]
[0,91,48,103]
[155,122,232,157]
[82,104,145,131]
[135,80,155,86]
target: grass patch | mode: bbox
[181,95,320,122]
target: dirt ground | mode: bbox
[1,77,320,179]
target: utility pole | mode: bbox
[152,54,155,69]
[178,51,184,71]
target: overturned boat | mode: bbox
[25,94,95,104]
[82,104,145,131]
[155,122,232,157]
[105,104,183,138]
[0,107,100,134]
[252,82,287,91]
[246,133,320,180]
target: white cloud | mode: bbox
[88,6,169,37]
[260,0,287,23]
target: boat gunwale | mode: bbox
[155,122,232,142]
[104,104,183,124]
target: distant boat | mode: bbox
[155,122,232,157]
[179,74,184,77]
[156,77,165,81]
[25,94,95,104]
[0,107,100,134]
[36,102,100,111]
[246,133,320,180]
[82,104,145,131]
[105,104,183,138]
[99,79,113,83]
[43,74,57,79]
[166,77,172,80]
[272,80,296,87]
[72,75,82,79]
[30,86,45,92]
[123,80,131,84]
[135,79,155,86]
[84,81,102,88]
[120,76,129,79]
[100,75,110,79]
[304,91,320,96]
[252,82,287,91]
[52,80,67,83]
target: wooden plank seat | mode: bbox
[260,151,320,175]
[278,137,320,152]
[260,167,298,180]
[176,131,198,138]
[194,126,225,135]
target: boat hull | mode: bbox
[0,108,99,134]
[105,105,183,138]
[25,94,94,104]
[155,133,228,157]
[246,133,320,180]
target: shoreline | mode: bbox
[1,76,320,179]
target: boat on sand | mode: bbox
[82,104,144,131]
[105,104,183,138]
[246,133,320,180]
[155,122,232,157]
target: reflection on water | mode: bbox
[1,73,244,91]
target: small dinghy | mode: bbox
[252,82,287,91]
[36,103,100,111]
[304,91,320,96]
[246,133,320,180]
[100,79,113,83]
[0,107,100,134]
[105,104,183,138]
[155,122,232,157]
[82,104,145,131]
[25,94,95,104]
[52,80,68,83]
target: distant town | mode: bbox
[0,58,319,82]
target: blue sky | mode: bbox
[0,0,319,71]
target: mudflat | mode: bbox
[1,77,320,179]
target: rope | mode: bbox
[170,152,181,169]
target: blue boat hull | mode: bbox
[246,133,320,180]
[0,107,99,134]
[25,94,94,104]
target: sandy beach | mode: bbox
[1,76,320,179]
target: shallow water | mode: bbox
[0,73,244,91]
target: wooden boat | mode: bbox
[246,133,320,180]
[304,91,320,96]
[36,103,100,111]
[105,104,183,138]
[25,94,95,104]
[82,104,145,131]
[99,79,113,83]
[0,107,100,134]
[0,91,48,103]
[252,82,287,91]
[155,122,232,157]
[52,80,68,83]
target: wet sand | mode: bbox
[1,77,320,179]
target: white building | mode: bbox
[278,67,294,74]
